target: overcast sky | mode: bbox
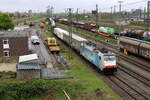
[0,0,148,13]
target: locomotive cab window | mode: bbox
[99,56,101,60]
[104,55,115,61]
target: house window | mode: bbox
[3,50,10,57]
[3,39,9,45]
[3,39,9,49]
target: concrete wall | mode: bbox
[0,63,16,72]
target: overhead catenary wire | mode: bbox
[100,0,147,12]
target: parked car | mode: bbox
[31,36,40,45]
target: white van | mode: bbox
[31,36,40,45]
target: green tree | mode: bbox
[0,14,15,30]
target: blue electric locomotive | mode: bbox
[80,42,117,73]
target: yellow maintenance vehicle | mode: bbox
[45,37,60,53]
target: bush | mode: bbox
[0,79,49,100]
[0,79,85,100]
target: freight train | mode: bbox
[54,18,150,41]
[119,36,150,60]
[54,27,117,73]
[54,18,116,37]
[121,29,150,41]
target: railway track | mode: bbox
[118,64,150,87]
[119,55,150,73]
[105,64,150,100]
[108,75,149,100]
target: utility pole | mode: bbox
[51,6,54,18]
[144,7,146,19]
[83,9,86,20]
[111,7,113,14]
[139,8,142,19]
[68,8,73,59]
[96,4,99,25]
[111,6,113,22]
[47,5,50,17]
[118,1,123,38]
[146,1,150,39]
[76,8,79,30]
[118,1,123,61]
[119,1,123,15]
[64,8,67,18]
[114,5,116,22]
[76,8,79,22]
[114,5,116,14]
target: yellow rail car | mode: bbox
[45,37,60,53]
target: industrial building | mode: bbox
[0,31,32,62]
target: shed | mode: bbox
[17,54,41,79]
